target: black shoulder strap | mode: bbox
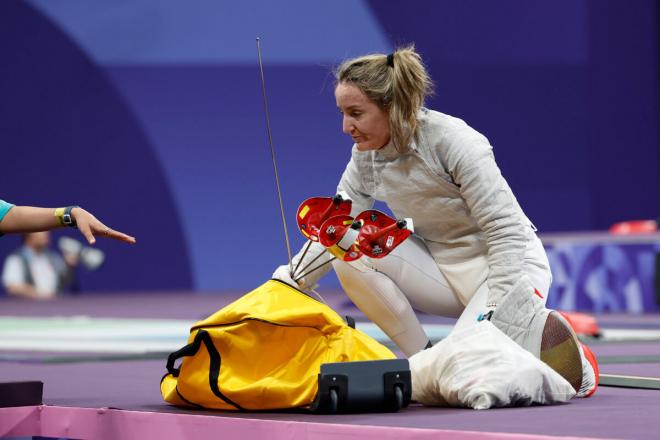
[13,249,34,287]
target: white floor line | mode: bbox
[1,316,658,354]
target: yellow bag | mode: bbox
[161,279,396,410]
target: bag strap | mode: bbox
[166,329,244,410]
[166,337,200,377]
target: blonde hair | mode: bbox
[335,45,434,153]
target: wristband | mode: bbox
[54,206,79,228]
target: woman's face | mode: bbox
[335,82,390,151]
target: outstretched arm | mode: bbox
[0,206,136,245]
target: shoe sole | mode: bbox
[540,311,583,393]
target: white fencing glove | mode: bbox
[272,264,304,288]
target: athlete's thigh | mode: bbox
[367,235,464,318]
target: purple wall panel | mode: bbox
[587,0,659,228]
[0,1,193,291]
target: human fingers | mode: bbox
[76,218,97,245]
[103,226,136,244]
[92,223,136,244]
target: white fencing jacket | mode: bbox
[293,108,537,308]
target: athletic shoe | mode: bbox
[576,342,599,397]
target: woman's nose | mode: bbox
[342,116,353,134]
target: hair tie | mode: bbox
[386,53,394,68]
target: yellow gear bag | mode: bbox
[161,279,396,410]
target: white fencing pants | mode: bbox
[332,234,552,357]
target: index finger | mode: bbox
[106,228,137,244]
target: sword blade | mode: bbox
[256,37,293,272]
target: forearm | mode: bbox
[0,206,61,233]
[5,283,42,299]
[0,205,135,244]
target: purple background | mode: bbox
[0,0,657,293]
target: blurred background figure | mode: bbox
[1,232,104,299]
